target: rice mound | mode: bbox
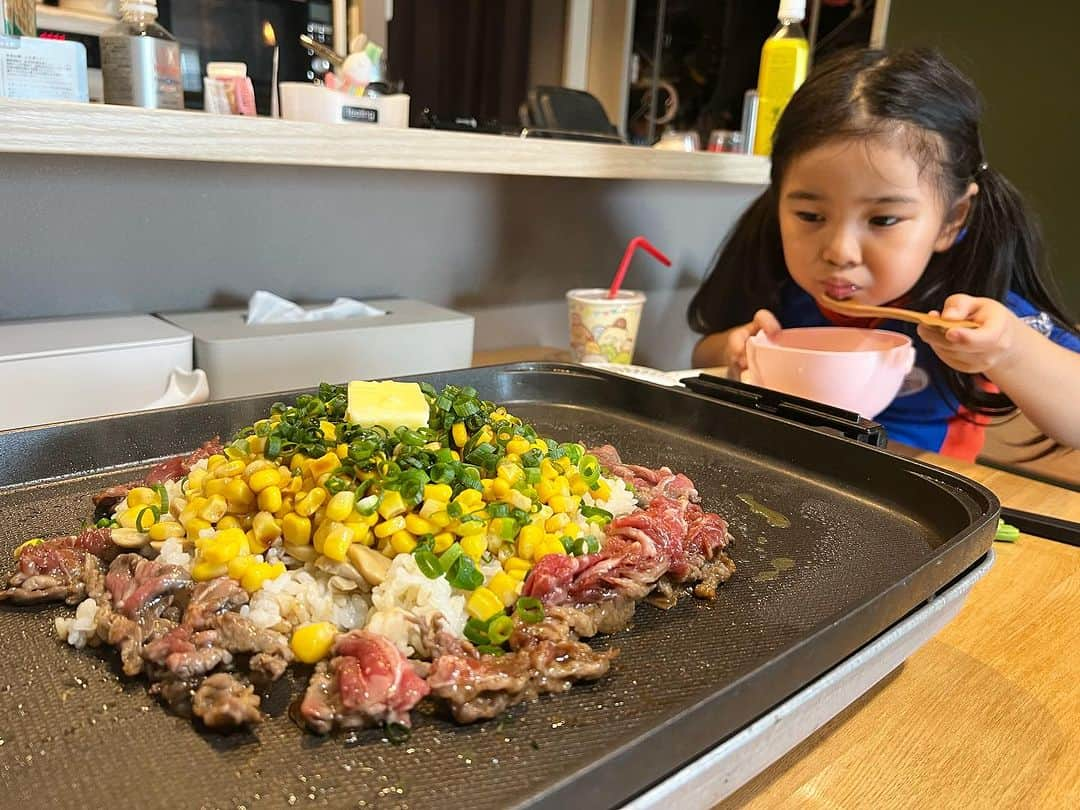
[366,554,467,657]
[243,564,370,633]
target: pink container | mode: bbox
[745,327,916,418]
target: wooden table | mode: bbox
[720,453,1080,809]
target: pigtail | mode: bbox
[688,187,787,335]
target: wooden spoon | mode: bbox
[818,295,979,330]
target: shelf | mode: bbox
[35,4,115,37]
[0,98,772,184]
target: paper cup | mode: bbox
[566,289,646,365]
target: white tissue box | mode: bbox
[279,82,409,127]
[157,298,474,399]
[0,314,193,431]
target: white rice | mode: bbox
[366,554,467,657]
[242,563,370,634]
[55,598,99,649]
[157,537,192,569]
[577,474,638,540]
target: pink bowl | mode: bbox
[745,327,916,418]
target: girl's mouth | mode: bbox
[823,280,860,300]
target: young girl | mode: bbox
[689,48,1080,460]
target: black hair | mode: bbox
[689,47,1077,421]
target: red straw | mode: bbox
[607,236,672,299]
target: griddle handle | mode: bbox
[683,374,888,448]
[1000,506,1080,547]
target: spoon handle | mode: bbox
[819,297,979,330]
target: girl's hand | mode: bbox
[726,309,782,379]
[916,294,1021,374]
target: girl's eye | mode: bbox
[870,215,901,227]
[795,211,824,223]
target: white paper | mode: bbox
[245,290,385,325]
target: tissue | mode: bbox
[246,291,385,325]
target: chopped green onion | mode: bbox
[435,448,455,464]
[414,547,443,579]
[356,494,379,516]
[447,556,484,590]
[324,475,349,495]
[265,435,282,458]
[488,503,511,518]
[476,645,505,656]
[995,519,1020,543]
[429,463,456,484]
[515,596,544,624]
[152,483,169,514]
[464,617,490,645]
[560,536,576,554]
[95,517,113,528]
[385,722,411,745]
[580,505,613,524]
[446,501,464,519]
[519,449,542,468]
[487,615,514,645]
[439,542,464,573]
[524,467,542,485]
[560,443,585,464]
[135,505,159,532]
[578,454,600,484]
[497,519,518,541]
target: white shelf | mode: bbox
[0,98,772,184]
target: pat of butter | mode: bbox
[346,381,430,430]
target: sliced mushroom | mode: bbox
[314,556,364,583]
[347,543,391,586]
[328,575,359,592]
[111,528,151,549]
[283,544,318,563]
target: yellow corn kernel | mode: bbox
[373,515,407,539]
[535,536,568,560]
[185,517,212,540]
[516,524,544,560]
[460,533,486,561]
[337,442,351,459]
[320,420,337,441]
[248,467,280,494]
[295,487,327,517]
[325,490,356,522]
[592,478,612,501]
[505,438,530,456]
[214,459,245,479]
[451,422,468,447]
[548,495,578,515]
[257,485,283,513]
[285,474,303,494]
[203,478,228,498]
[148,521,185,542]
[454,489,484,508]
[205,454,227,472]
[404,513,435,535]
[429,510,452,529]
[323,523,356,562]
[191,560,228,581]
[491,479,511,499]
[115,506,143,530]
[419,498,446,520]
[228,554,258,580]
[252,510,282,543]
[312,518,331,554]
[475,426,494,446]
[570,477,589,496]
[539,459,559,480]
[199,494,228,523]
[453,519,486,537]
[289,452,308,471]
[531,438,549,452]
[216,515,242,531]
[488,572,522,607]
[561,521,582,539]
[433,531,455,553]
[290,621,338,664]
[247,436,266,455]
[241,561,285,593]
[308,451,340,478]
[424,483,453,503]
[556,457,573,472]
[223,444,247,461]
[200,528,247,564]
[378,490,406,520]
[282,513,312,546]
[508,490,534,512]
[504,555,532,573]
[225,478,255,509]
[186,468,209,492]
[389,530,417,555]
[344,521,373,546]
[535,479,556,503]
[125,487,157,508]
[466,587,504,622]
[507,568,528,582]
[504,453,520,465]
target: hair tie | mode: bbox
[977,161,989,175]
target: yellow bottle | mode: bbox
[753,0,809,156]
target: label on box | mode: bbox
[342,105,377,123]
[0,36,89,102]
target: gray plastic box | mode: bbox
[158,298,473,399]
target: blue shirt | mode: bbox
[778,284,1080,458]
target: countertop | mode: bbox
[0,99,770,184]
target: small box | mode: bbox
[0,35,89,102]
[0,314,193,431]
[279,82,410,127]
[157,298,474,399]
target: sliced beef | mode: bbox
[300,630,430,734]
[427,614,616,724]
[1,528,118,605]
[206,611,292,669]
[143,625,233,680]
[183,577,249,630]
[105,553,192,628]
[192,673,262,729]
[91,437,223,512]
[589,444,699,504]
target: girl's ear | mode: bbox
[934,182,979,251]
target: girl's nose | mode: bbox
[822,225,861,267]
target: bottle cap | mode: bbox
[779,0,806,21]
[207,62,248,79]
[121,0,159,16]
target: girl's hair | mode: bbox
[689,47,1077,419]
